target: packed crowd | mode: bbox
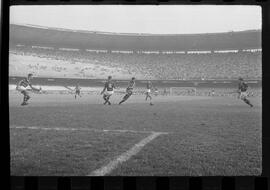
[10,45,261,80]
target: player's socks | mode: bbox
[21,101,28,106]
[243,99,253,107]
[23,96,29,103]
[104,100,111,105]
[104,98,109,104]
[119,94,130,104]
[248,101,253,107]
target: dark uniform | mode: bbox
[104,81,115,93]
[102,80,115,105]
[119,79,135,104]
[126,80,135,95]
[18,78,31,88]
[75,85,81,99]
[238,79,253,107]
[17,78,32,105]
[239,82,248,92]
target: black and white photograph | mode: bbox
[9,5,262,176]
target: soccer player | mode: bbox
[101,76,115,105]
[119,77,135,105]
[145,81,152,101]
[74,84,81,99]
[211,89,215,96]
[16,73,41,106]
[238,77,253,107]
[145,81,154,105]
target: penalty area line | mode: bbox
[10,125,168,176]
[10,125,169,135]
[88,132,164,176]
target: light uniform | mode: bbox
[239,92,248,99]
[105,91,114,96]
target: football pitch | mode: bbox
[9,92,262,176]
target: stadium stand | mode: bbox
[9,24,261,80]
[10,45,261,80]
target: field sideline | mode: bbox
[9,92,262,176]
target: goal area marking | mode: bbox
[89,132,164,176]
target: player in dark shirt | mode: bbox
[16,73,41,106]
[119,77,135,105]
[74,84,81,99]
[101,76,116,105]
[238,77,253,107]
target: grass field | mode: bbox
[9,92,262,176]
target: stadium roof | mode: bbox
[10,24,261,51]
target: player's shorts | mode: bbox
[146,89,151,93]
[126,89,133,95]
[76,90,80,94]
[17,86,27,92]
[239,92,248,99]
[104,90,114,96]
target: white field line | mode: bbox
[89,132,164,176]
[10,125,168,176]
[10,125,169,135]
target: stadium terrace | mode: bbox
[10,24,261,52]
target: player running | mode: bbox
[145,81,154,105]
[100,76,116,105]
[16,73,41,106]
[74,84,82,99]
[119,77,135,105]
[238,77,253,107]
